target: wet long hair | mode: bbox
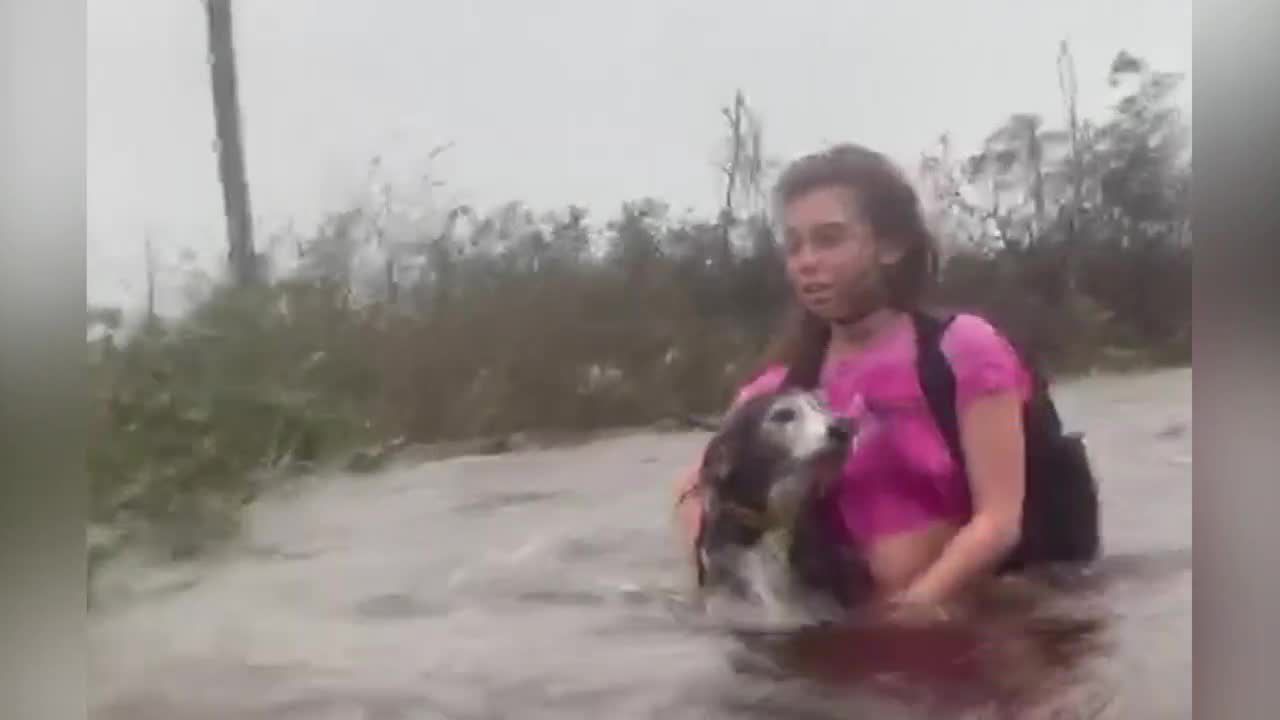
[761,144,942,390]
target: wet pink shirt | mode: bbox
[734,313,1032,547]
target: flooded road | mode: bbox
[90,367,1192,719]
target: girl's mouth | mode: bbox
[800,283,834,304]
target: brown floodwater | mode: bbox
[90,367,1192,719]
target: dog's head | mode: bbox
[698,388,855,533]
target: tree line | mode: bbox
[87,47,1190,562]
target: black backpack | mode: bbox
[911,311,1101,575]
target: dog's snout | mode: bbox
[827,418,852,442]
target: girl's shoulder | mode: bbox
[936,312,1021,365]
[935,312,1032,405]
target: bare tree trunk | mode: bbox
[385,257,398,307]
[1027,118,1046,231]
[374,184,399,308]
[144,233,156,323]
[717,89,771,267]
[718,90,746,266]
[1057,39,1082,297]
[204,0,256,287]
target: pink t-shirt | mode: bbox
[733,313,1032,547]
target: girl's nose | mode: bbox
[790,241,819,274]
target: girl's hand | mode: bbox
[880,592,955,627]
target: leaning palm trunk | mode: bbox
[204,0,256,287]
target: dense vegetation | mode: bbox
[87,49,1189,564]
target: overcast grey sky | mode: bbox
[88,0,1191,313]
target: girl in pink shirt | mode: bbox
[732,312,1031,549]
[674,144,1032,621]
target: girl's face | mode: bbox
[780,185,903,323]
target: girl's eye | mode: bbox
[813,228,845,249]
[770,408,797,424]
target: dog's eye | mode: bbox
[769,408,797,424]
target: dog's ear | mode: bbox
[699,430,738,489]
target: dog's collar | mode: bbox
[719,500,777,532]
[763,526,794,560]
[722,503,795,557]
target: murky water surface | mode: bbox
[91,368,1192,719]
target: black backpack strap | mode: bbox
[913,311,1102,573]
[911,311,966,472]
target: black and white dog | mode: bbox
[689,388,873,626]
